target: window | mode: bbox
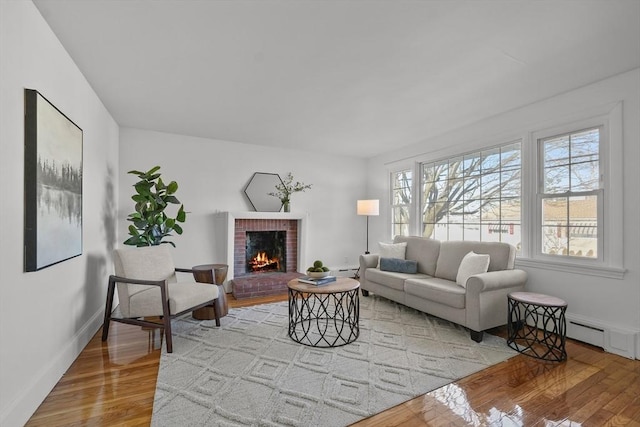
[391,169,412,237]
[420,141,521,250]
[538,127,601,260]
[387,105,623,278]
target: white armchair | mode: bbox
[101,245,219,353]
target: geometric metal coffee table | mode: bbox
[287,277,360,348]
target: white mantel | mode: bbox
[217,211,309,284]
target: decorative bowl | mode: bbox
[307,270,330,278]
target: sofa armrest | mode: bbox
[465,269,527,332]
[466,269,528,294]
[359,254,379,270]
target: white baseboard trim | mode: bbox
[329,266,359,278]
[0,308,105,427]
[566,312,638,359]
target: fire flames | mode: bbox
[249,251,280,272]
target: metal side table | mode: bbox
[507,291,567,362]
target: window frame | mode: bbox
[386,103,624,279]
[389,168,413,238]
[520,105,624,278]
[535,126,604,262]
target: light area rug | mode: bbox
[152,295,517,427]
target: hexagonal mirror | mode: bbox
[244,172,284,212]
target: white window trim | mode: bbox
[518,103,625,279]
[515,257,625,279]
[389,167,415,238]
[537,126,604,263]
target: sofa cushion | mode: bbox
[365,268,428,292]
[404,277,466,309]
[456,251,490,287]
[379,241,407,259]
[435,241,515,281]
[378,241,407,267]
[393,235,440,276]
[380,257,418,274]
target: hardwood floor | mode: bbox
[27,293,640,426]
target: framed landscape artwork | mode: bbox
[24,89,83,272]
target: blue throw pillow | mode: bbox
[379,257,418,274]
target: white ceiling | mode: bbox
[33,0,640,158]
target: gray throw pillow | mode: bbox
[379,257,418,274]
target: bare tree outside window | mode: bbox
[420,142,522,250]
[391,170,412,237]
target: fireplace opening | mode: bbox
[245,231,286,273]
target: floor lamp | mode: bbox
[357,199,379,254]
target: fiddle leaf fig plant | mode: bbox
[123,166,186,247]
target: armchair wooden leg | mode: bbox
[213,299,221,327]
[163,316,173,353]
[361,289,370,297]
[160,284,173,353]
[102,277,116,341]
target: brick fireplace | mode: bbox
[219,212,308,299]
[234,218,298,275]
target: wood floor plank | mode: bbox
[26,293,640,426]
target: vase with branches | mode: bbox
[268,172,312,212]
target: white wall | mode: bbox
[0,2,120,426]
[366,69,640,358]
[119,128,368,273]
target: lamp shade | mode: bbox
[357,199,379,216]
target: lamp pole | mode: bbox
[365,215,370,254]
[356,199,379,279]
[357,199,379,255]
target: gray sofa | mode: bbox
[359,235,527,342]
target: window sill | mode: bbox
[515,257,626,280]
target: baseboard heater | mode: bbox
[569,320,604,332]
[330,266,359,278]
[566,312,637,359]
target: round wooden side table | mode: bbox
[192,264,229,321]
[507,291,567,362]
